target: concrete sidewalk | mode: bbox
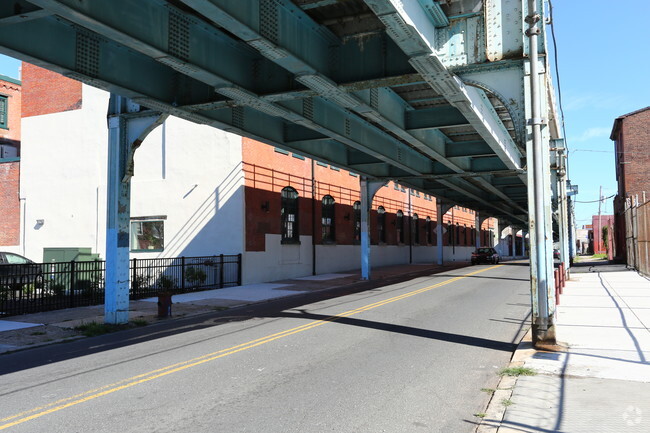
[479,264,650,433]
[0,261,470,354]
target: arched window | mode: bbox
[353,201,361,243]
[412,213,419,245]
[281,187,299,244]
[426,216,432,245]
[377,206,386,243]
[321,195,336,243]
[396,210,404,244]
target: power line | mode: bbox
[575,194,615,204]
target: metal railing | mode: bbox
[0,254,241,317]
[624,198,649,277]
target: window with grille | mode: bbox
[0,96,7,129]
[353,201,361,243]
[281,187,299,244]
[413,213,419,245]
[396,210,404,244]
[321,195,335,243]
[377,206,386,244]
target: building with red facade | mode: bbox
[611,107,650,261]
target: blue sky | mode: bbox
[0,0,648,228]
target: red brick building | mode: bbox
[0,74,22,249]
[611,107,650,260]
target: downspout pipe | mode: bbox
[526,0,550,334]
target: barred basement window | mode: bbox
[353,201,361,243]
[396,210,404,244]
[0,96,7,129]
[281,187,299,244]
[377,206,386,243]
[130,219,164,252]
[321,195,336,243]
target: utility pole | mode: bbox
[597,185,602,254]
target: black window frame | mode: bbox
[377,206,386,244]
[353,201,361,244]
[321,194,336,244]
[0,95,7,130]
[412,213,419,245]
[281,186,300,244]
[396,210,404,244]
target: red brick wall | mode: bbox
[242,138,492,251]
[0,161,20,245]
[21,63,82,117]
[619,109,650,201]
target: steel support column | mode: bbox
[105,94,167,324]
[475,213,481,249]
[556,143,570,274]
[526,0,556,345]
[360,178,385,280]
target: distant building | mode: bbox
[590,215,614,256]
[611,106,650,261]
[575,227,589,255]
[0,74,21,252]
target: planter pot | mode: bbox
[157,293,172,318]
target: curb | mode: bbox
[476,329,534,433]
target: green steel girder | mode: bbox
[363,0,524,173]
[0,0,535,219]
[22,1,443,176]
[405,106,469,131]
[445,140,493,157]
[176,0,497,187]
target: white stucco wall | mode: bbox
[20,84,245,262]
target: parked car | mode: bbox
[0,252,43,289]
[471,247,500,265]
[553,249,560,260]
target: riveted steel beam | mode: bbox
[363,0,524,173]
[19,1,436,177]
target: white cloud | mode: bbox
[569,127,612,144]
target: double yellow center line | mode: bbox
[0,264,502,430]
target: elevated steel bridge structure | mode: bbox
[0,0,570,344]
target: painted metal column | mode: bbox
[526,0,556,345]
[360,178,384,280]
[105,94,167,324]
[475,213,481,249]
[556,141,570,272]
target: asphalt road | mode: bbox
[0,262,531,433]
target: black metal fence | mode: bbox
[0,254,241,317]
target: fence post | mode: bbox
[237,253,242,286]
[219,254,225,288]
[181,256,186,292]
[70,261,76,308]
[131,258,137,295]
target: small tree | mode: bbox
[602,226,609,254]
